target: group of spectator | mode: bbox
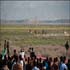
[0,40,70,70]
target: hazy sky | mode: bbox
[0,1,70,20]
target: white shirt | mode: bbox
[19,51,25,59]
[60,63,68,70]
[32,66,40,70]
[20,60,23,70]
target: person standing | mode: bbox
[19,49,25,60]
[59,56,68,70]
[12,55,23,70]
[19,55,24,70]
[4,40,7,49]
[2,40,7,60]
[66,59,70,70]
[65,41,69,56]
[7,41,10,56]
[51,57,59,70]
[30,48,36,59]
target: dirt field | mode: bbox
[0,24,70,58]
[0,44,70,58]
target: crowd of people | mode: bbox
[0,40,70,70]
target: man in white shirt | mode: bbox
[19,49,25,59]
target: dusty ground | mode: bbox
[0,43,70,58]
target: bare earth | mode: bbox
[0,44,70,58]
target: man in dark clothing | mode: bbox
[65,41,69,56]
[0,54,3,70]
[7,41,10,56]
[66,59,70,70]
[30,48,36,59]
[4,40,7,49]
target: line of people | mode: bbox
[0,47,70,70]
[0,40,70,70]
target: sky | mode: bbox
[0,1,70,20]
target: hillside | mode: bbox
[1,19,70,25]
